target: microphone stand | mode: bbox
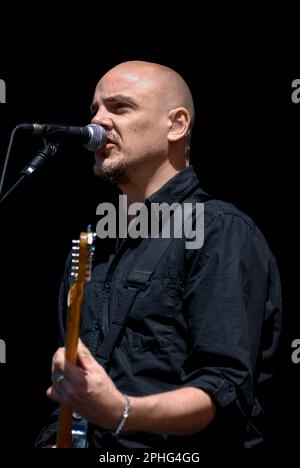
[0,141,59,206]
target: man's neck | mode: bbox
[118,163,185,206]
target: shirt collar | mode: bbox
[147,165,202,205]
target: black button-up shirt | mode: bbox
[36,165,282,449]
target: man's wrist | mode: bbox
[112,395,131,437]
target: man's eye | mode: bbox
[112,103,128,112]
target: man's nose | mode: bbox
[91,111,113,131]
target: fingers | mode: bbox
[49,367,68,402]
[51,341,96,377]
[77,339,97,371]
[46,384,61,403]
[51,347,65,376]
[51,347,85,386]
[47,372,80,408]
[48,341,98,407]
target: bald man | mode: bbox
[36,61,282,449]
[91,61,195,199]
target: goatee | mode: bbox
[93,159,130,185]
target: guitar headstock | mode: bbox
[71,225,96,282]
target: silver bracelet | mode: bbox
[112,395,131,437]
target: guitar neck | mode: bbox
[56,295,84,448]
[56,231,93,448]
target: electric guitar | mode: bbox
[56,226,96,448]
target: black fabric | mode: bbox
[98,189,208,367]
[35,165,282,449]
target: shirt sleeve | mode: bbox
[181,208,282,432]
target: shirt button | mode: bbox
[229,385,234,392]
[94,323,100,330]
[104,282,110,290]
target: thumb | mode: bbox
[77,339,95,370]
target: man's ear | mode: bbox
[167,107,190,143]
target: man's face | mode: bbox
[90,66,169,185]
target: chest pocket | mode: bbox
[114,278,185,355]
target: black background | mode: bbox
[0,9,299,456]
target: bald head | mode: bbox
[91,61,194,187]
[100,61,194,124]
[92,61,195,162]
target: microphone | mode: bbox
[18,123,107,152]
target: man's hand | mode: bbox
[46,339,125,431]
[47,340,215,437]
